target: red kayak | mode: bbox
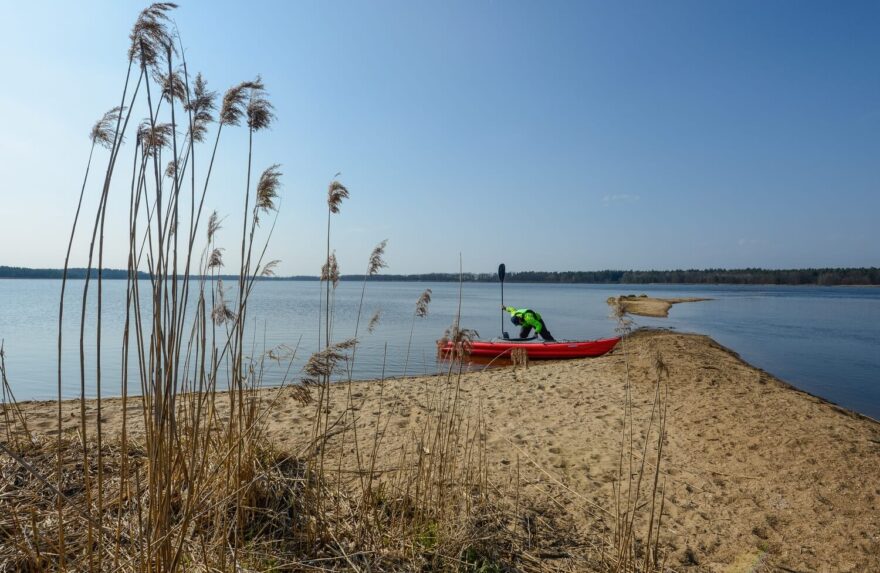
[440,336,621,360]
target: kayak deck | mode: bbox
[439,336,621,360]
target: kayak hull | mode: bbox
[440,337,621,360]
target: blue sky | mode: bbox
[0,0,877,275]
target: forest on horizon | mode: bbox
[1,266,877,285]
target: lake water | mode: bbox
[0,280,878,419]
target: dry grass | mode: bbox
[0,3,671,572]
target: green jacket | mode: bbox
[504,307,544,332]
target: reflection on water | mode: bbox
[0,280,878,419]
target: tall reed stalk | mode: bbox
[348,239,388,378]
[403,288,432,377]
[45,4,288,570]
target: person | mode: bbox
[503,306,555,341]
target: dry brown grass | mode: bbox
[0,4,671,572]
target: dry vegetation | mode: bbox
[0,4,671,571]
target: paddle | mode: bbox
[499,263,508,339]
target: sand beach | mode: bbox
[8,329,878,572]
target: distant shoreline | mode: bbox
[1,266,878,286]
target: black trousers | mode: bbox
[520,321,555,341]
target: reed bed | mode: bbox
[1,3,670,571]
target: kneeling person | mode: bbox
[503,306,555,341]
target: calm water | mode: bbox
[0,280,878,419]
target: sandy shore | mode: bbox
[608,295,711,317]
[8,329,880,571]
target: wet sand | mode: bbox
[9,329,880,572]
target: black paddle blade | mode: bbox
[498,263,506,282]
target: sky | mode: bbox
[0,0,877,275]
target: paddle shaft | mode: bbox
[501,279,504,334]
[498,263,506,337]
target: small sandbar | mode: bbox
[607,294,711,317]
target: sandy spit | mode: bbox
[608,295,712,317]
[8,329,880,572]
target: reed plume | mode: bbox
[321,251,340,288]
[367,309,382,333]
[137,120,173,155]
[415,288,432,318]
[367,239,388,275]
[211,279,236,324]
[260,259,280,277]
[207,210,221,241]
[89,106,125,149]
[290,385,314,405]
[128,2,177,72]
[207,247,224,269]
[404,288,432,376]
[437,319,478,362]
[184,73,216,142]
[157,68,186,103]
[255,163,281,216]
[652,350,669,380]
[246,77,275,131]
[301,338,357,386]
[327,180,349,213]
[219,79,262,126]
[164,159,178,178]
[608,296,634,335]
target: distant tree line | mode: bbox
[483,268,880,286]
[2,266,877,285]
[0,266,312,281]
[0,267,146,279]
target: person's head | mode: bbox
[511,315,523,326]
